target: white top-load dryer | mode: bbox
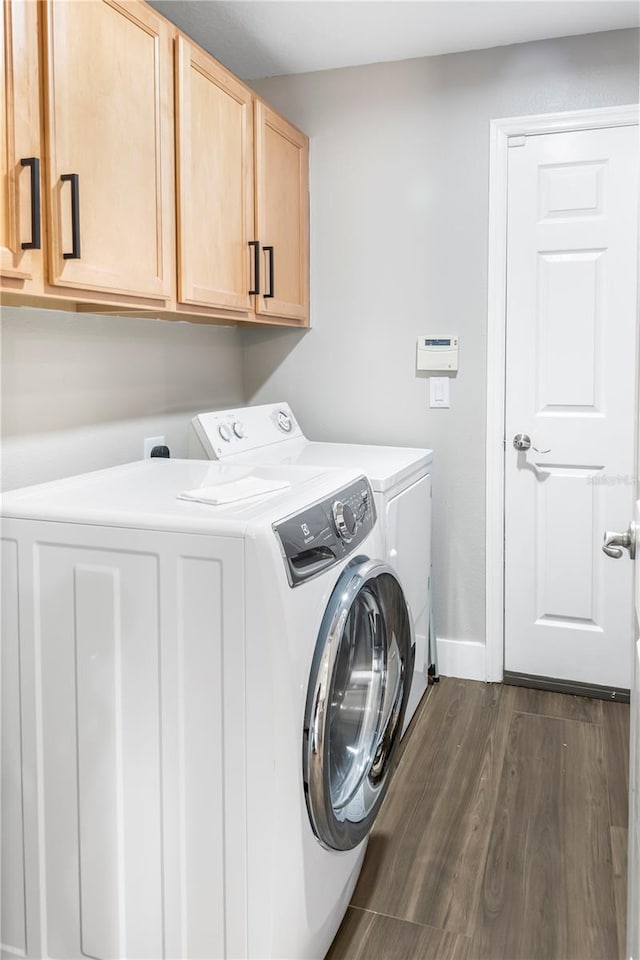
[189,402,433,727]
[2,458,414,960]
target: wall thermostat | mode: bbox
[416,335,459,371]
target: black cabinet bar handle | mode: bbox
[61,173,81,259]
[20,157,41,250]
[263,245,274,299]
[248,240,260,295]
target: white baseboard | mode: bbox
[436,637,487,681]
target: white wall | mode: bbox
[1,307,245,491]
[245,29,640,675]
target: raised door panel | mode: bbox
[0,0,42,285]
[43,0,174,300]
[176,37,254,314]
[254,101,309,324]
[1,538,27,958]
[35,542,164,959]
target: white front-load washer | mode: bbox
[1,458,414,960]
[189,401,433,727]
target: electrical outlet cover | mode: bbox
[144,436,165,458]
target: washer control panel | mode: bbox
[273,477,376,587]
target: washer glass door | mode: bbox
[304,558,414,851]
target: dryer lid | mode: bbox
[262,440,432,493]
[192,404,432,493]
[226,439,431,493]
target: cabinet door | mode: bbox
[176,37,254,314]
[0,0,42,284]
[43,0,174,300]
[254,101,309,324]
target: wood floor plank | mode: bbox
[510,684,603,724]
[399,682,436,755]
[610,825,628,960]
[471,712,617,960]
[395,679,450,787]
[602,700,630,828]
[351,679,514,937]
[326,907,470,960]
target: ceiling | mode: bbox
[149,1,639,80]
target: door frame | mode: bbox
[485,103,639,683]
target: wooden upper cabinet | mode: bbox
[254,101,309,324]
[1,1,310,325]
[0,0,43,285]
[176,37,254,314]
[42,0,174,300]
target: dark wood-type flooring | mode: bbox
[327,678,630,960]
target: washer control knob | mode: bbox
[218,424,232,443]
[232,421,246,439]
[277,410,292,433]
[332,501,357,542]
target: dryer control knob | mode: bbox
[218,424,232,443]
[332,501,357,542]
[232,421,246,439]
[277,410,292,433]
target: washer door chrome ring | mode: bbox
[304,558,414,851]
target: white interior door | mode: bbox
[504,123,638,692]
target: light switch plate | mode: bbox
[429,377,450,408]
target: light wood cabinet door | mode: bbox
[0,0,43,285]
[43,0,174,300]
[176,37,254,314]
[254,101,309,324]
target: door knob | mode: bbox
[513,433,551,454]
[603,523,636,560]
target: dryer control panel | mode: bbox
[274,476,376,587]
[191,402,304,460]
